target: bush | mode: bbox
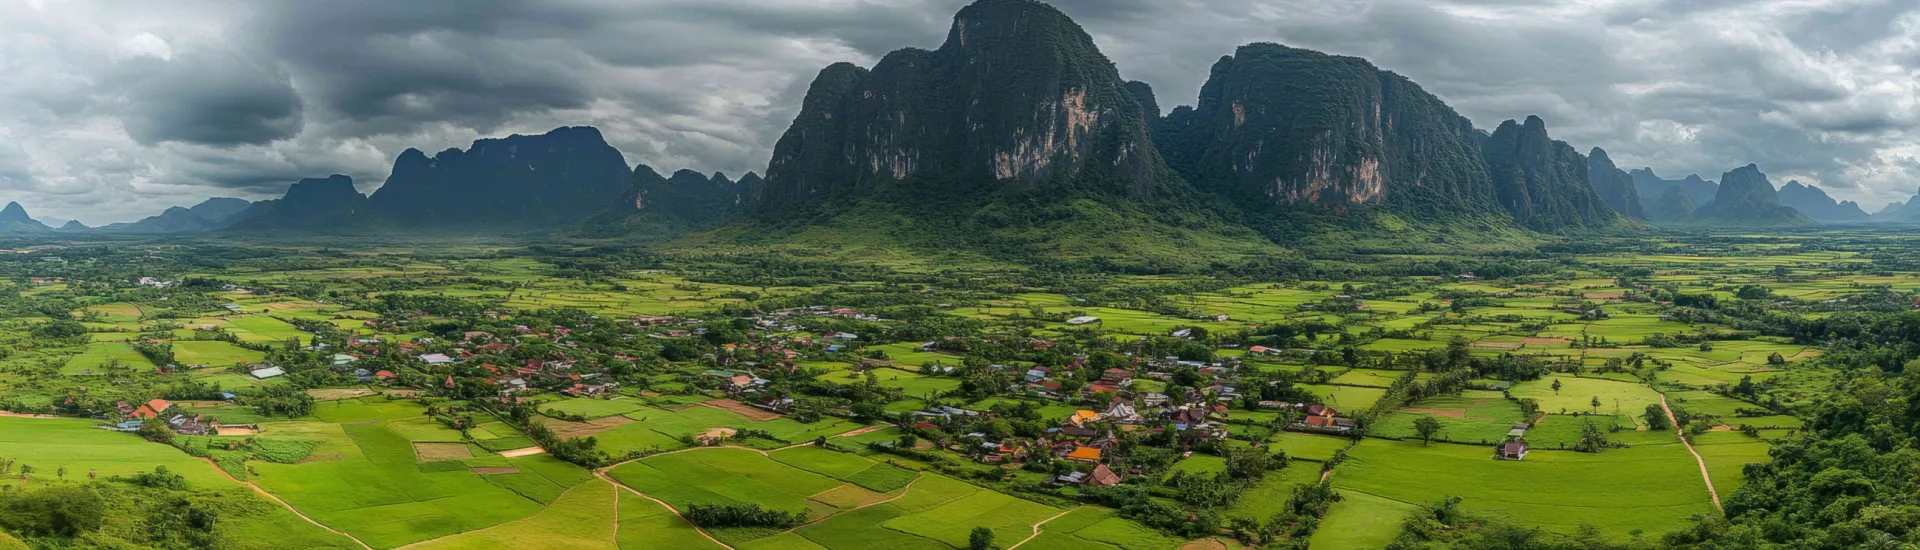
[684,502,806,529]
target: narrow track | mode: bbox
[1005,506,1083,550]
[1657,392,1723,512]
[596,470,737,550]
[199,457,374,550]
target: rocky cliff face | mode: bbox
[620,167,758,226]
[367,126,629,227]
[1586,148,1646,219]
[1158,43,1492,210]
[1481,117,1617,231]
[761,0,1167,207]
[1692,164,1812,225]
[1776,180,1868,223]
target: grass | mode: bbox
[617,490,728,550]
[172,340,267,367]
[879,488,1061,548]
[606,448,841,517]
[1691,431,1772,497]
[541,397,648,419]
[794,504,949,549]
[1509,375,1663,425]
[248,421,545,549]
[1270,432,1351,461]
[60,342,156,374]
[409,480,618,549]
[224,315,311,345]
[0,417,231,489]
[1227,465,1323,521]
[1374,392,1528,445]
[1331,439,1717,538]
[1311,490,1422,550]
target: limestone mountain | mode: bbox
[1775,181,1868,223]
[1644,185,1696,222]
[1691,164,1813,225]
[106,198,259,233]
[580,167,762,237]
[367,126,630,228]
[1156,43,1494,216]
[740,0,1283,267]
[55,220,88,232]
[1876,200,1906,218]
[0,202,51,233]
[761,0,1172,207]
[229,175,369,230]
[1586,148,1646,219]
[1481,117,1618,231]
[1875,197,1913,222]
[1632,169,1718,206]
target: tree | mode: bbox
[1550,379,1562,394]
[970,526,995,550]
[1590,396,1601,414]
[0,485,107,537]
[1643,404,1671,430]
[1413,416,1444,446]
[1516,398,1541,421]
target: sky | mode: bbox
[1,0,1917,224]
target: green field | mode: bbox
[1331,439,1718,538]
[249,421,547,548]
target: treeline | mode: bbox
[683,503,807,528]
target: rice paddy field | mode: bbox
[0,231,1904,549]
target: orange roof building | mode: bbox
[1066,446,1102,462]
[131,399,171,419]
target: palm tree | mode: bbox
[1861,532,1914,550]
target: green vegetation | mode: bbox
[0,226,1912,549]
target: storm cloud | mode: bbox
[0,0,1917,224]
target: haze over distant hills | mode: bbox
[0,0,1899,253]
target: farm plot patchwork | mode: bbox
[247,421,545,549]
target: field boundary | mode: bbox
[1004,505,1083,550]
[198,457,373,550]
[595,470,737,550]
[1656,391,1724,512]
[391,481,597,550]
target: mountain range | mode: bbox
[1775,180,1868,223]
[1,0,1896,253]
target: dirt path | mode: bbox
[1657,392,1723,512]
[776,474,924,535]
[498,446,547,458]
[599,442,819,471]
[1005,506,1083,550]
[0,411,60,419]
[596,471,736,550]
[199,457,374,550]
[832,424,889,439]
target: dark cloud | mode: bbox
[119,45,304,147]
[3,0,1920,222]
[246,1,602,136]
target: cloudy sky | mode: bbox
[2,0,1916,224]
